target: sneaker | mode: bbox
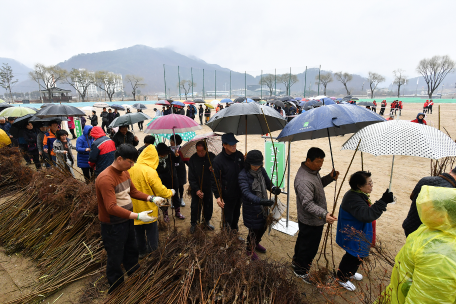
[190,225,196,234]
[293,271,312,285]
[180,198,186,207]
[339,280,356,291]
[350,273,363,281]
[255,243,267,253]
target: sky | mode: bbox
[2,0,456,83]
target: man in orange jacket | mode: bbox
[43,121,59,166]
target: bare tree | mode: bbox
[416,55,455,99]
[277,74,298,95]
[177,80,196,100]
[367,72,385,98]
[316,72,333,95]
[29,64,67,101]
[259,74,275,96]
[94,71,121,102]
[61,69,95,102]
[393,69,407,98]
[125,75,145,101]
[0,63,18,103]
[334,72,353,95]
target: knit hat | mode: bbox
[245,150,263,166]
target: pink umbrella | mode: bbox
[179,132,222,161]
[183,101,195,105]
[330,97,336,100]
[144,114,201,134]
[155,100,170,106]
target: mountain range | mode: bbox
[3,45,456,97]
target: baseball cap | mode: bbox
[222,133,239,146]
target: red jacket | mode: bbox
[411,119,427,125]
[398,101,403,109]
[424,101,429,107]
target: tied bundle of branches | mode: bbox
[0,146,105,303]
[0,146,35,196]
[106,230,305,304]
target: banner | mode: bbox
[264,141,286,188]
[74,119,83,137]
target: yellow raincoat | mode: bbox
[0,129,11,147]
[379,185,456,304]
[128,145,173,225]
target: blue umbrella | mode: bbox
[277,104,385,169]
[321,98,336,105]
[220,98,232,103]
[246,98,254,103]
[171,101,185,107]
[110,104,125,110]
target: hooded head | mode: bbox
[90,126,106,139]
[416,113,425,121]
[83,125,93,137]
[136,144,159,169]
[417,185,456,235]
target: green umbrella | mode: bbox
[0,106,36,117]
[0,99,5,103]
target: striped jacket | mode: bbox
[88,126,116,176]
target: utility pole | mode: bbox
[244,71,246,98]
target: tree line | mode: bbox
[257,55,455,99]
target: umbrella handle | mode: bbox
[388,155,395,191]
[326,128,335,175]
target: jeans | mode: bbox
[223,197,241,230]
[337,252,364,281]
[293,222,324,275]
[101,220,139,294]
[134,221,158,255]
[190,189,213,225]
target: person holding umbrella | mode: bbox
[188,141,216,234]
[112,126,139,148]
[37,123,51,168]
[292,147,339,284]
[136,109,144,131]
[335,171,394,291]
[53,129,76,176]
[238,150,281,260]
[198,105,204,125]
[43,121,60,166]
[76,125,94,182]
[211,133,245,231]
[170,135,187,207]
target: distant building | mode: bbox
[40,87,72,103]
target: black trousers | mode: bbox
[134,221,158,255]
[379,108,385,115]
[101,220,139,293]
[19,144,31,164]
[428,105,433,114]
[81,167,94,182]
[178,184,185,199]
[69,128,76,139]
[337,252,364,281]
[247,226,267,251]
[223,197,242,230]
[190,190,213,225]
[372,107,376,113]
[199,114,203,125]
[101,122,109,133]
[138,121,143,130]
[293,222,324,275]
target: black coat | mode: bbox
[402,173,456,236]
[174,153,187,186]
[112,131,139,147]
[156,155,179,190]
[238,168,272,229]
[89,115,98,126]
[340,190,387,223]
[23,128,39,153]
[188,152,216,192]
[211,148,244,200]
[100,111,109,123]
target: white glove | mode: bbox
[171,189,176,196]
[137,211,156,222]
[148,196,165,205]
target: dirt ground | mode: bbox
[0,103,454,303]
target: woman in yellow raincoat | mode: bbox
[0,129,11,147]
[128,144,174,258]
[379,185,456,303]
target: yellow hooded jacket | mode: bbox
[128,145,173,225]
[0,129,11,147]
[379,185,456,304]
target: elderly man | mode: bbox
[292,147,339,284]
[188,140,216,233]
[211,133,244,231]
[112,126,139,148]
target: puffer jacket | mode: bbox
[100,111,109,123]
[53,139,75,167]
[238,167,272,229]
[128,145,173,225]
[75,125,94,168]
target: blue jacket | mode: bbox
[238,167,272,230]
[75,125,94,168]
[336,190,387,258]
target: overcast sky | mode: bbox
[2,0,455,82]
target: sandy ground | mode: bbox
[0,103,454,303]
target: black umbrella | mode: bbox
[0,104,13,111]
[132,103,147,110]
[193,98,206,103]
[109,112,152,128]
[206,102,287,152]
[267,96,277,100]
[351,97,359,101]
[250,96,261,101]
[280,96,293,102]
[35,104,85,118]
[234,97,246,103]
[272,100,286,108]
[342,95,352,100]
[12,114,34,128]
